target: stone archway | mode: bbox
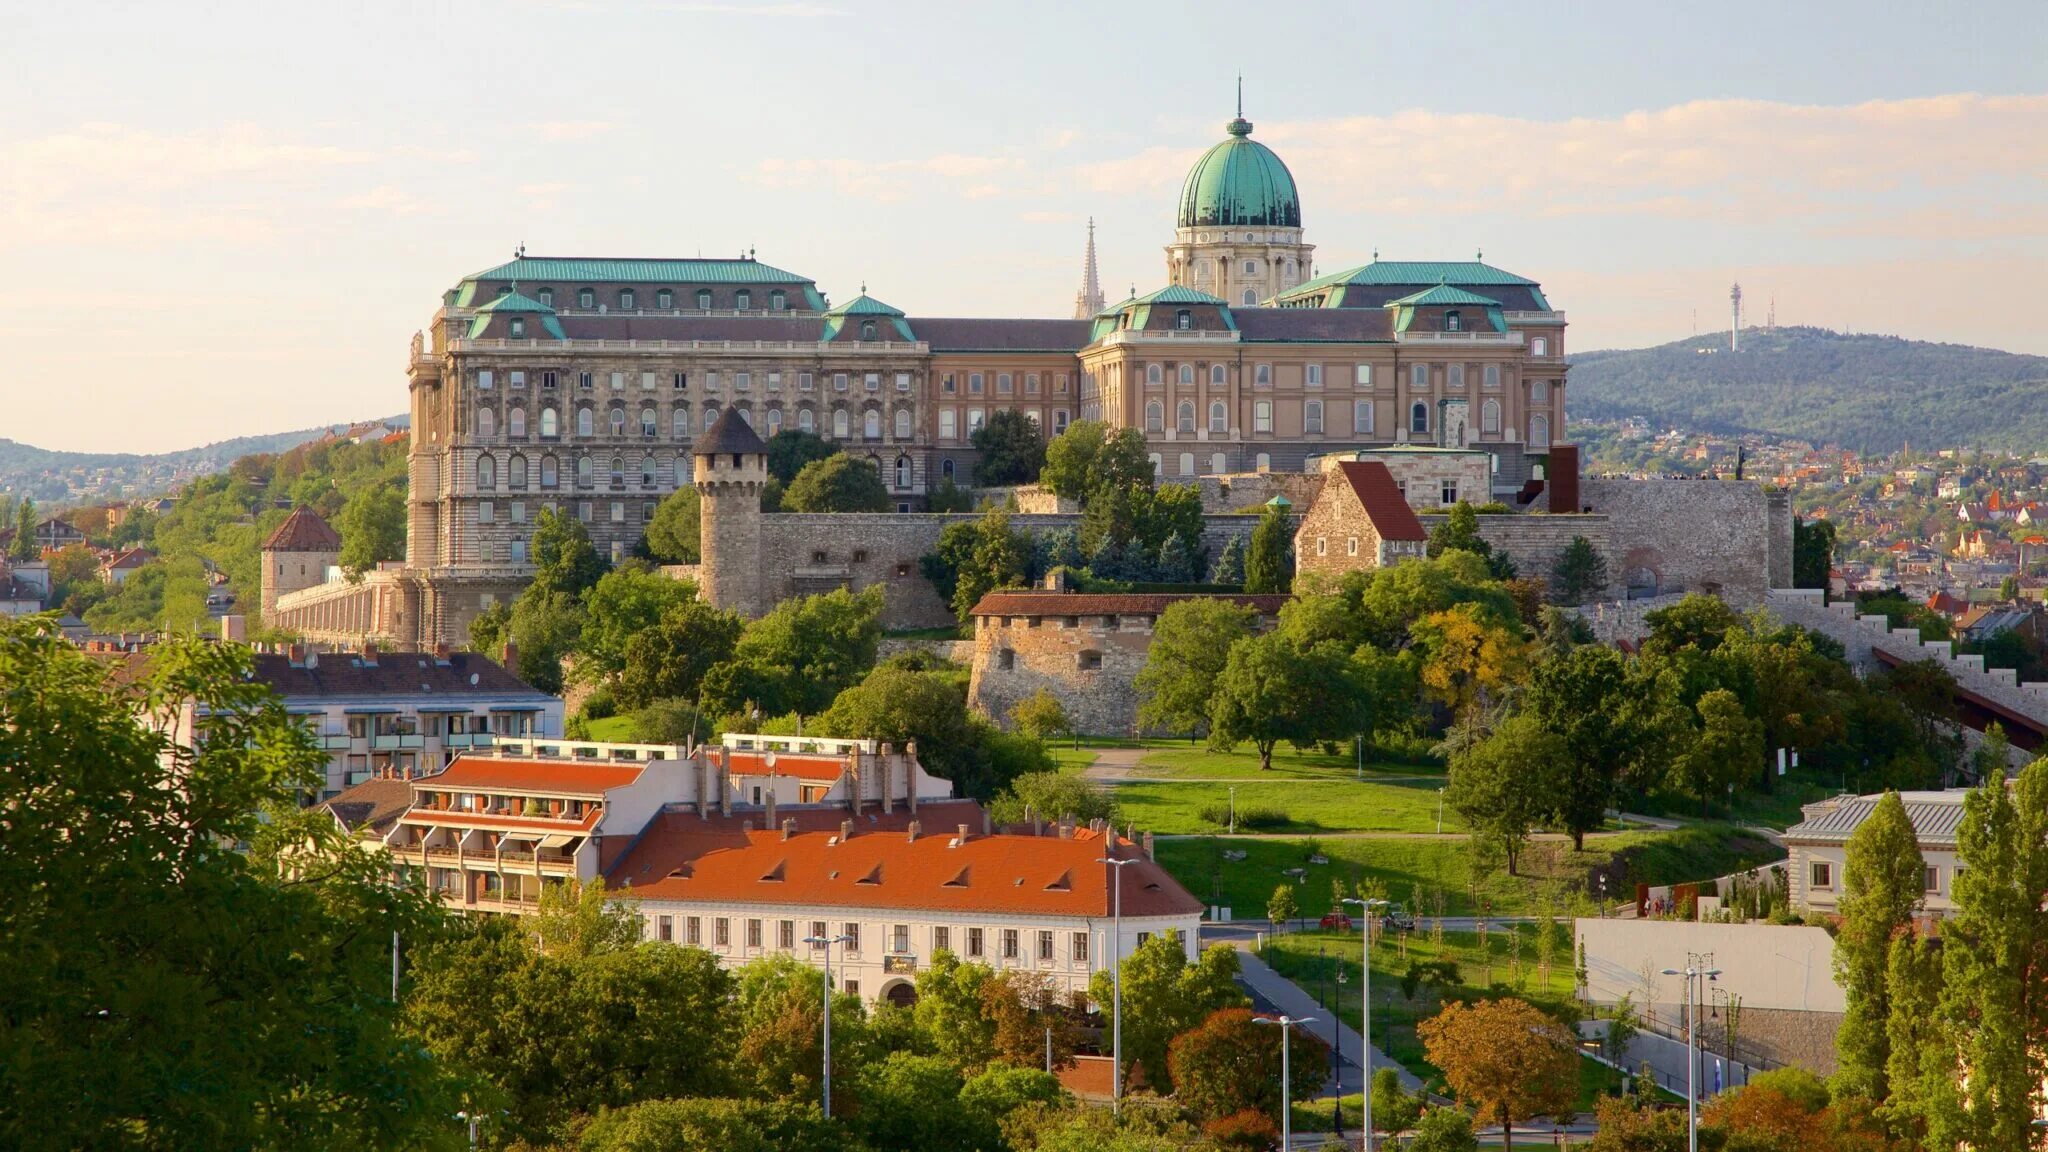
[1622,547,1664,599]
[882,980,917,1009]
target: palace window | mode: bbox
[1448,364,1465,389]
[895,456,911,489]
[833,410,850,438]
[1441,480,1458,506]
[609,455,624,486]
[735,372,750,391]
[507,408,525,438]
[1071,932,1088,964]
[1412,363,1429,390]
[1354,399,1373,435]
[1175,309,1192,330]
[697,289,713,310]
[610,408,626,435]
[618,289,635,310]
[1211,451,1226,474]
[997,373,1013,394]
[1356,364,1372,386]
[576,456,592,486]
[1178,364,1194,385]
[970,372,984,394]
[1254,363,1271,387]
[508,318,525,338]
[1211,363,1226,386]
[1484,364,1501,389]
[673,407,689,438]
[1254,400,1272,433]
[860,321,878,341]
[1482,399,1500,434]
[770,290,786,310]
[640,457,656,487]
[476,455,496,488]
[640,406,657,436]
[799,372,815,391]
[894,409,911,439]
[1053,409,1069,433]
[656,289,672,310]
[766,408,782,436]
[1531,379,1550,404]
[736,290,752,310]
[1145,400,1164,433]
[509,455,527,489]
[540,455,558,488]
[1243,289,1258,306]
[1444,310,1461,331]
[1177,400,1195,433]
[941,458,956,480]
[939,410,957,440]
[1024,372,1039,394]
[539,407,558,438]
[1304,399,1323,434]
[537,288,553,308]
[579,371,593,389]
[1810,862,1832,890]
[578,288,595,309]
[1410,402,1429,434]
[864,410,881,439]
[476,408,495,438]
[865,373,880,392]
[1209,400,1227,433]
[897,372,911,392]
[1148,453,1161,476]
[1532,336,1549,357]
[1255,452,1270,470]
[798,408,814,433]
[967,927,984,958]
[1306,363,1323,387]
[1146,364,1163,386]
[968,408,985,433]
[1529,414,1550,448]
[577,408,593,437]
[1178,452,1194,476]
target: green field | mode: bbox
[1129,742,1443,781]
[1115,778,1459,835]
[581,714,638,742]
[1155,825,1783,920]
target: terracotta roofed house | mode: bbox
[1293,459,1428,579]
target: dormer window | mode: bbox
[770,290,786,310]
[577,288,595,309]
[1176,309,1192,330]
[536,287,553,307]
[736,290,752,310]
[508,318,525,338]
[860,320,878,341]
[696,289,713,310]
[618,289,635,310]
[1444,310,1462,332]
[656,288,673,309]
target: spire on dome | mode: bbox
[1228,78,1253,137]
[1071,217,1105,319]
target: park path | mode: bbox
[1078,747,1148,783]
[1212,932,1426,1096]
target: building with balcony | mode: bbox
[248,643,563,797]
[611,811,1202,1007]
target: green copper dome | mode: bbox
[1176,114,1301,230]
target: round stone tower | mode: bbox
[259,506,343,625]
[691,408,769,618]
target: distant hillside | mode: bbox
[1569,327,2048,453]
[0,415,407,506]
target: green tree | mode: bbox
[1167,1007,1330,1122]
[470,600,511,656]
[818,664,1048,800]
[531,505,609,596]
[851,1053,993,1152]
[1266,884,1300,931]
[1524,644,1631,850]
[1585,1096,1684,1152]
[1407,1105,1481,1152]
[335,483,406,579]
[1878,931,1950,1143]
[8,495,34,560]
[705,586,884,719]
[1210,535,1246,585]
[1671,688,1762,816]
[1086,934,1247,1093]
[532,876,645,959]
[953,507,1032,620]
[577,1098,846,1152]
[0,621,461,1151]
[1135,599,1259,736]
[1447,713,1563,875]
[644,486,701,563]
[782,454,890,513]
[763,429,837,485]
[1143,483,1205,556]
[1794,517,1837,591]
[910,949,999,1069]
[579,563,699,684]
[1998,574,2021,602]
[1549,534,1610,605]
[1041,421,1151,503]
[972,408,1048,487]
[1428,501,1515,579]
[928,475,974,512]
[986,771,1119,828]
[617,597,745,710]
[507,587,584,694]
[1370,1067,1427,1139]
[1831,789,1925,1101]
[1207,633,1368,771]
[1010,688,1072,742]
[1242,506,1293,594]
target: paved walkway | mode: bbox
[1078,747,1148,783]
[1212,930,1426,1096]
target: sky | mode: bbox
[3,1,2046,453]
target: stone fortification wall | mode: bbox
[1414,511,1612,594]
[967,612,1158,737]
[1570,593,1690,644]
[1003,471,1324,517]
[1579,478,1789,606]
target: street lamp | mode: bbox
[1436,786,1446,834]
[1100,853,1141,1116]
[804,932,855,1119]
[1229,785,1238,835]
[1661,961,1722,1152]
[1255,1014,1316,1151]
[1342,896,1389,1150]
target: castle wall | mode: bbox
[1579,479,1787,606]
[1413,511,1613,594]
[967,612,1159,737]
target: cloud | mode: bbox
[749,152,1026,203]
[343,184,432,216]
[532,120,615,141]
[516,182,574,211]
[1018,210,1079,224]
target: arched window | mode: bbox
[509,454,528,489]
[640,406,657,436]
[895,455,911,489]
[1211,364,1226,386]
[1444,310,1462,332]
[1531,379,1550,404]
[476,454,496,488]
[1211,452,1227,474]
[477,408,495,438]
[696,289,713,310]
[540,455,558,488]
[1531,337,1549,357]
[656,288,673,310]
[1304,399,1323,434]
[860,320,878,341]
[508,408,526,438]
[1209,400,1228,433]
[1145,400,1164,432]
[834,409,850,438]
[619,289,636,310]
[609,407,625,436]
[577,408,593,437]
[737,406,752,426]
[673,406,689,439]
[1482,399,1501,434]
[941,458,956,480]
[1175,309,1192,330]
[798,407,815,433]
[640,457,656,487]
[1177,400,1195,433]
[704,403,720,430]
[1411,402,1430,434]
[766,408,783,436]
[1354,399,1373,435]
[1147,453,1162,477]
[1529,414,1550,448]
[894,408,911,439]
[609,456,624,486]
[864,410,881,439]
[1254,400,1272,432]
[1242,289,1258,306]
[1146,364,1163,385]
[1178,452,1195,476]
[576,456,592,486]
[577,288,595,309]
[1178,363,1194,385]
[540,407,558,437]
[736,290,752,310]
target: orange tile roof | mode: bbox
[723,750,850,783]
[609,811,1199,919]
[430,755,645,796]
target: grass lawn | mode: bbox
[1115,778,1459,835]
[1155,824,1783,920]
[581,715,637,742]
[1627,771,1841,831]
[1129,741,1444,781]
[1264,929,1636,1114]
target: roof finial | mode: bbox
[1237,74,1243,119]
[1476,247,1484,261]
[860,281,867,294]
[1372,247,1378,261]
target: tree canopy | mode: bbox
[783,454,891,513]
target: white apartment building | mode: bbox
[1782,790,1967,916]
[610,811,1204,1007]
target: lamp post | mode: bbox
[1229,785,1238,835]
[804,932,855,1119]
[1100,853,1140,1116]
[1661,960,1722,1152]
[1435,786,1446,834]
[1256,1014,1316,1151]
[1342,896,1389,1150]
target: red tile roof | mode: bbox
[262,506,343,551]
[608,805,1199,918]
[1334,461,1428,542]
[429,755,646,796]
[969,591,1291,618]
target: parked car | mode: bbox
[1318,912,1354,933]
[1380,905,1416,931]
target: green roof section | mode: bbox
[823,292,905,317]
[1132,284,1228,306]
[465,289,567,339]
[471,290,557,314]
[464,256,816,285]
[821,292,915,342]
[1275,259,1551,312]
[1385,283,1504,308]
[1178,114,1301,229]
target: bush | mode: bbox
[580,684,618,721]
[1204,1110,1281,1150]
[1198,802,1288,830]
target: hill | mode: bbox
[1569,326,2048,453]
[0,416,407,506]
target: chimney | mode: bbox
[501,640,517,669]
[982,809,992,836]
[764,788,777,829]
[846,754,862,815]
[695,754,710,819]
[839,819,854,842]
[1058,816,1073,840]
[782,817,798,840]
[432,641,451,663]
[719,751,732,817]
[1142,831,1156,860]
[360,640,378,665]
[1027,804,1041,836]
[907,741,919,813]
[287,642,306,667]
[880,744,896,814]
[906,819,921,843]
[956,822,971,845]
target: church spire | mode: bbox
[1071,216,1104,319]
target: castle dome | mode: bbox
[1176,112,1300,230]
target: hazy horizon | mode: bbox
[6,0,2045,453]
